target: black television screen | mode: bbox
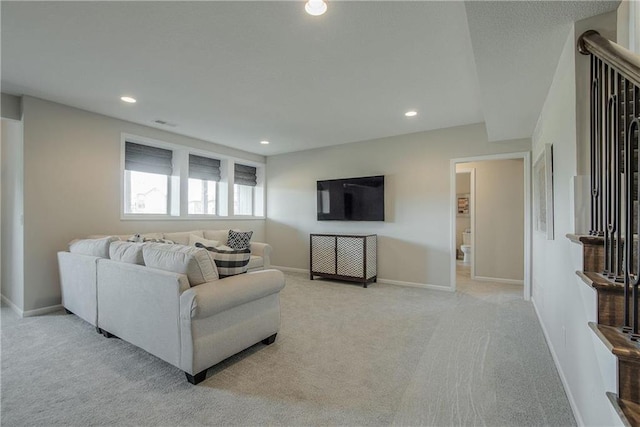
[317,175,384,221]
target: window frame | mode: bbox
[120,133,266,221]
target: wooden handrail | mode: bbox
[578,30,640,88]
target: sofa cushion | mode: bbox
[164,230,203,245]
[69,236,118,258]
[227,230,253,250]
[203,230,229,245]
[195,243,251,278]
[189,234,220,248]
[109,241,145,265]
[142,243,218,286]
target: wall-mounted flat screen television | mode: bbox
[317,175,384,221]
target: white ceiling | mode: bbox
[1,1,619,156]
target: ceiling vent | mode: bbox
[154,119,177,127]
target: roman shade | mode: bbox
[189,154,221,182]
[125,142,173,175]
[234,164,257,187]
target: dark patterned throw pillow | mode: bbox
[227,230,253,250]
[195,243,251,278]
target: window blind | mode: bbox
[125,142,173,175]
[189,154,221,182]
[234,163,257,187]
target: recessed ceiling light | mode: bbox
[305,0,327,16]
[260,140,270,145]
[405,110,417,117]
[120,96,137,103]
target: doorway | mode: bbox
[449,152,531,300]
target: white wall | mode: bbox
[1,118,25,312]
[460,159,524,282]
[266,123,530,289]
[531,15,620,426]
[20,96,266,312]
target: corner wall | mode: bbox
[20,96,266,312]
[1,118,25,312]
[265,123,530,288]
[531,15,619,426]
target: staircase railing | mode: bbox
[578,30,640,339]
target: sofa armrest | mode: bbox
[250,242,273,268]
[97,260,190,368]
[58,251,100,326]
[180,269,284,320]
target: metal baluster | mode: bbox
[615,73,625,282]
[606,92,616,277]
[624,117,637,333]
[591,55,599,235]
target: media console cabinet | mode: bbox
[309,233,377,287]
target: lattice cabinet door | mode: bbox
[337,237,364,278]
[310,234,336,274]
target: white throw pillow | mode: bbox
[109,241,145,265]
[189,234,220,248]
[69,236,119,258]
[142,243,218,286]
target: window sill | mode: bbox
[121,215,266,221]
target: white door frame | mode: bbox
[449,151,532,300]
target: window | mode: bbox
[124,142,172,215]
[234,163,257,215]
[188,155,220,215]
[122,135,265,219]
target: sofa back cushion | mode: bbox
[69,236,118,258]
[109,241,145,265]
[203,230,229,245]
[189,234,220,248]
[142,243,218,286]
[163,230,203,245]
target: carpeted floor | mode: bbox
[1,270,575,426]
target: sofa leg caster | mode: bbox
[102,330,114,338]
[185,370,207,385]
[64,308,72,314]
[262,333,277,345]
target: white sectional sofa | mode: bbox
[57,230,283,385]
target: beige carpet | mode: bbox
[1,270,574,426]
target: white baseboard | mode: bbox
[1,294,23,317]
[23,304,63,317]
[473,275,524,285]
[1,294,63,318]
[532,298,584,427]
[377,278,455,292]
[271,265,309,274]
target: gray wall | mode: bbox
[1,93,22,120]
[19,96,266,312]
[1,118,25,311]
[266,122,530,289]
